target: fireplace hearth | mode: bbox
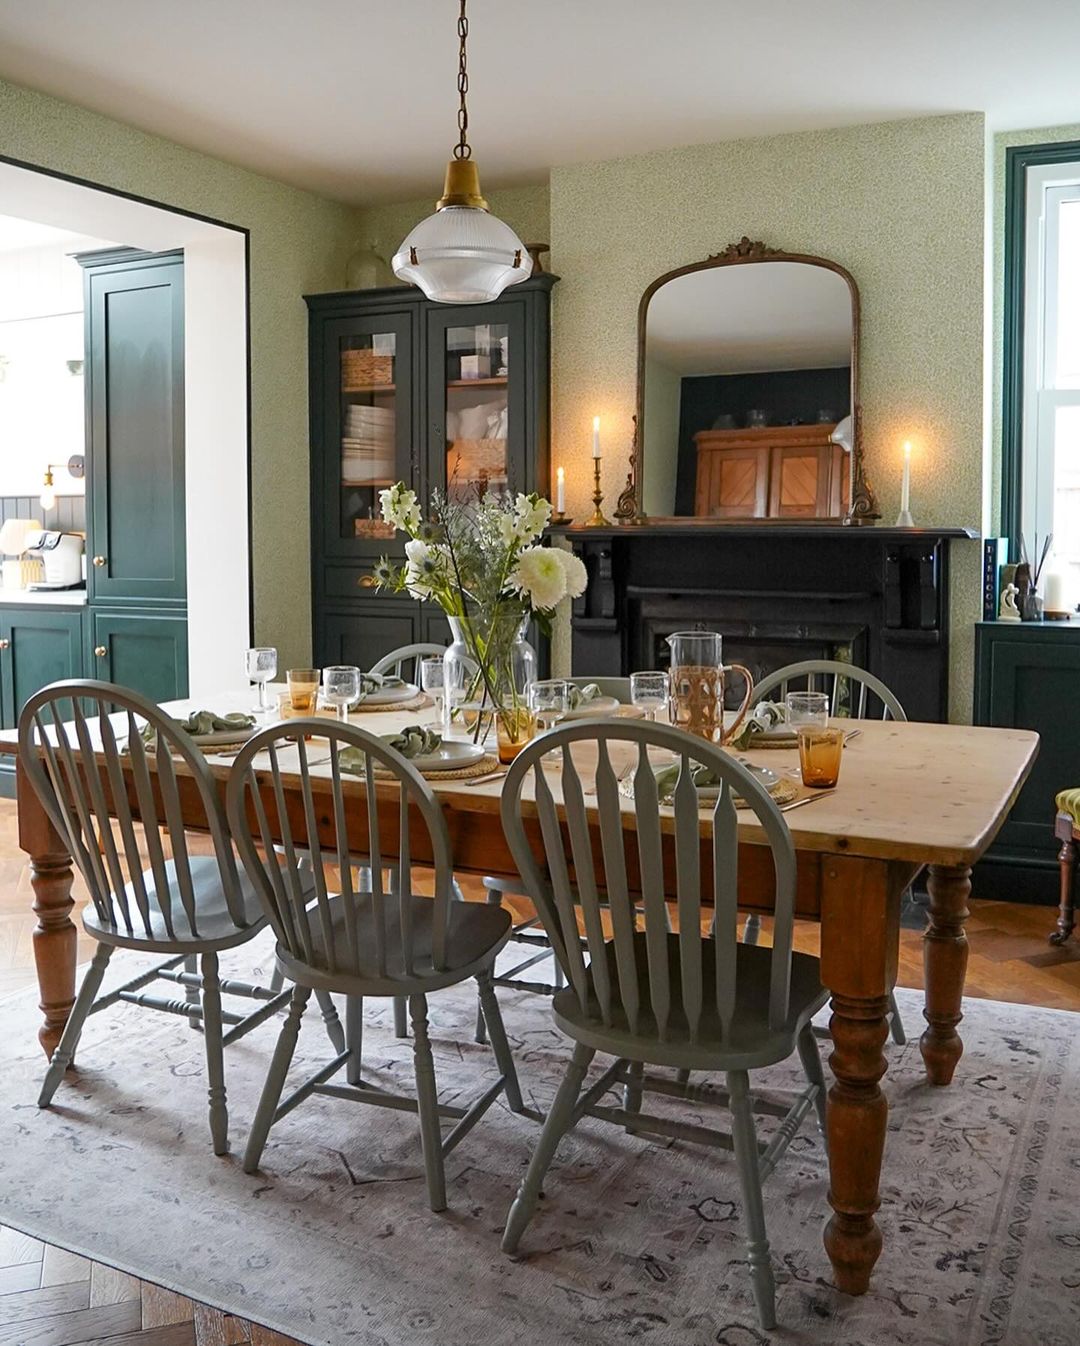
[562,523,976,723]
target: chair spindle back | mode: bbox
[500,719,797,1042]
[751,659,907,722]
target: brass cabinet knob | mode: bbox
[92,555,106,567]
[94,645,107,657]
[0,639,9,650]
[358,575,377,588]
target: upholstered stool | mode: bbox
[1051,788,1080,946]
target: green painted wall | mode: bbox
[990,122,1080,535]
[548,114,988,720]
[0,76,362,669]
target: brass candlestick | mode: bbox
[585,456,611,527]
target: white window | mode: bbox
[1022,161,1080,588]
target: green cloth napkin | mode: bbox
[653,761,726,804]
[359,672,406,696]
[339,724,442,775]
[567,682,601,710]
[730,700,788,750]
[138,709,255,744]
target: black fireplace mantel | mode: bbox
[560,524,978,723]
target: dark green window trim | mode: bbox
[1002,138,1080,558]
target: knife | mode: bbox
[779,789,836,812]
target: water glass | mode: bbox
[530,679,570,733]
[785,690,830,730]
[246,647,277,714]
[286,668,321,713]
[420,656,446,735]
[323,665,361,722]
[797,725,845,788]
[630,671,668,722]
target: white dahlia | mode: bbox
[507,546,568,610]
[552,547,588,600]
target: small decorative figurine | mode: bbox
[999,582,1021,621]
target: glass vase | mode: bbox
[444,613,536,759]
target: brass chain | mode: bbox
[453,0,471,159]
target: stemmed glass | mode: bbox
[630,671,668,723]
[323,665,362,722]
[420,657,446,736]
[530,679,569,734]
[246,647,277,715]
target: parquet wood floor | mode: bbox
[1,799,1077,1343]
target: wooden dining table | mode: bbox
[0,693,1038,1301]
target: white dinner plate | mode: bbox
[394,739,486,773]
[562,695,621,720]
[191,727,258,747]
[697,764,780,801]
[360,682,419,707]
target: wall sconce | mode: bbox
[40,454,85,512]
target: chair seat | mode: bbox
[552,934,829,1071]
[1057,788,1080,827]
[275,889,512,996]
[82,856,271,952]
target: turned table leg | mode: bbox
[17,758,77,1060]
[921,864,971,1086]
[820,855,901,1296]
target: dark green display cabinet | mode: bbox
[306,274,556,671]
[974,619,1080,902]
[0,603,86,794]
[79,247,188,701]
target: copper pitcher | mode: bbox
[665,631,753,745]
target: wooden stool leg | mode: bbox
[921,864,971,1086]
[1050,830,1077,946]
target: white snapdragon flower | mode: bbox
[507,546,568,610]
[379,482,422,533]
[511,492,552,544]
[551,547,588,600]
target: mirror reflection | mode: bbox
[641,260,855,520]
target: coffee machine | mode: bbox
[24,530,86,590]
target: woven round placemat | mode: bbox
[619,774,800,809]
[733,735,799,750]
[370,752,500,782]
[352,694,430,715]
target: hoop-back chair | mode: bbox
[498,718,829,1330]
[369,642,446,682]
[748,659,908,1045]
[226,718,524,1212]
[17,680,312,1156]
[475,675,634,1045]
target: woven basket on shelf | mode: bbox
[342,349,393,389]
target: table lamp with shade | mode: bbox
[0,518,44,590]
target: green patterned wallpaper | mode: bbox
[548,114,988,720]
[0,75,362,669]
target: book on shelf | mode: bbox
[982,537,1010,620]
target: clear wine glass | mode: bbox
[323,665,362,722]
[420,656,446,736]
[630,670,668,723]
[530,679,569,734]
[246,647,277,715]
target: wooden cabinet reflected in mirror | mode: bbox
[626,238,879,525]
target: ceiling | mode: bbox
[0,0,1077,206]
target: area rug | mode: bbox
[0,938,1076,1346]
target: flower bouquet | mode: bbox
[372,482,587,758]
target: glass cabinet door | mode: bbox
[324,311,414,555]
[429,305,526,503]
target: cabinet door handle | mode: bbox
[92,555,106,567]
[94,645,108,657]
[358,575,377,588]
[0,639,9,650]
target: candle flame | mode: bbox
[903,440,912,458]
[592,416,600,431]
[556,466,564,482]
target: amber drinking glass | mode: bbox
[496,707,535,764]
[797,725,844,789]
[286,668,321,713]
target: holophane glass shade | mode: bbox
[392,206,532,304]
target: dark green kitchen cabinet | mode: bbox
[90,609,188,705]
[306,274,555,672]
[0,606,85,728]
[974,619,1080,902]
[80,249,186,608]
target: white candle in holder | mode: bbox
[555,465,565,513]
[900,441,911,514]
[592,415,601,458]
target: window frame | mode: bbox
[1002,139,1080,557]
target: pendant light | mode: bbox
[392,0,531,304]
